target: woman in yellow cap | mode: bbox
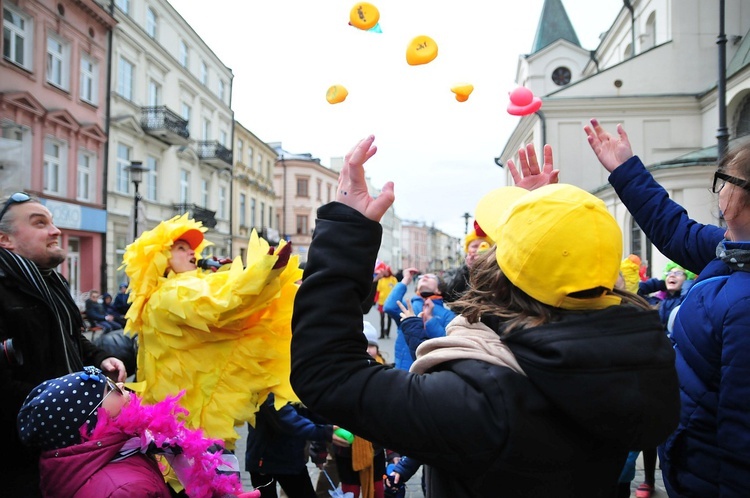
[289,136,679,497]
[122,213,301,454]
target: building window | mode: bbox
[296,215,308,235]
[117,56,134,100]
[116,143,131,193]
[79,54,98,104]
[257,153,263,173]
[316,179,322,201]
[268,206,273,228]
[179,39,189,67]
[250,198,256,227]
[77,149,95,202]
[236,139,243,163]
[180,169,190,203]
[296,177,309,197]
[239,193,246,226]
[218,80,225,101]
[200,60,208,85]
[266,160,271,180]
[247,147,253,167]
[47,35,69,90]
[115,0,130,14]
[218,186,226,219]
[4,5,33,69]
[148,79,161,106]
[146,155,158,201]
[260,202,265,228]
[327,184,332,203]
[202,118,211,140]
[146,7,158,39]
[201,179,209,207]
[43,138,65,195]
[219,130,227,147]
[630,220,652,277]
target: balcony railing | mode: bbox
[196,141,233,166]
[172,203,217,228]
[140,106,189,145]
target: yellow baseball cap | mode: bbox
[475,184,622,310]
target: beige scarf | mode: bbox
[410,316,526,376]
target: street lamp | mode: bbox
[125,160,148,240]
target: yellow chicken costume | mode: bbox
[122,214,301,448]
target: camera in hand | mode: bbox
[1,338,23,366]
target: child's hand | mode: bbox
[397,300,419,320]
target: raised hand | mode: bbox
[507,143,559,190]
[584,119,634,172]
[336,135,395,222]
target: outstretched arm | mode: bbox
[336,135,395,222]
[583,119,635,172]
[507,143,559,190]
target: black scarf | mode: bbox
[0,248,84,372]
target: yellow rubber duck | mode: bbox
[406,35,438,66]
[451,83,474,102]
[326,84,348,104]
[349,2,379,31]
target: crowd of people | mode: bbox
[2,117,749,497]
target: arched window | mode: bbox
[643,12,656,50]
[735,94,750,138]
[630,219,652,278]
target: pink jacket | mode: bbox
[39,432,170,498]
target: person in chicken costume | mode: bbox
[122,214,301,451]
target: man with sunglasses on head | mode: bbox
[0,192,126,497]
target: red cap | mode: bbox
[175,229,204,249]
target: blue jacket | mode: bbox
[383,282,456,370]
[611,156,750,498]
[245,394,333,475]
[637,278,694,328]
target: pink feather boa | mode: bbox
[82,391,243,498]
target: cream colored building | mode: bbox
[272,144,338,264]
[501,0,750,276]
[232,121,278,262]
[103,0,234,290]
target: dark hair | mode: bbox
[453,246,652,334]
[720,140,750,179]
[0,193,40,235]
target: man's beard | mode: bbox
[41,250,66,269]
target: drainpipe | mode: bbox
[100,0,115,291]
[717,0,729,163]
[624,0,636,57]
[227,72,235,256]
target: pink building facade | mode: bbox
[0,0,115,297]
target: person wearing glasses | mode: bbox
[17,366,256,498]
[0,192,127,497]
[586,119,750,498]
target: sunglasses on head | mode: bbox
[0,192,32,222]
[712,172,750,194]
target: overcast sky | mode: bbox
[169,0,623,238]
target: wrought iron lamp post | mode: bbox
[125,160,148,241]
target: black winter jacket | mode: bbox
[291,203,680,498]
[0,261,109,483]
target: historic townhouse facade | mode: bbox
[0,0,115,297]
[272,145,338,265]
[501,0,750,275]
[103,0,233,290]
[232,121,278,263]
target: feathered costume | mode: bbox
[122,214,301,448]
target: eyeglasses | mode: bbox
[0,192,32,222]
[712,172,750,194]
[86,377,125,420]
[665,270,686,278]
